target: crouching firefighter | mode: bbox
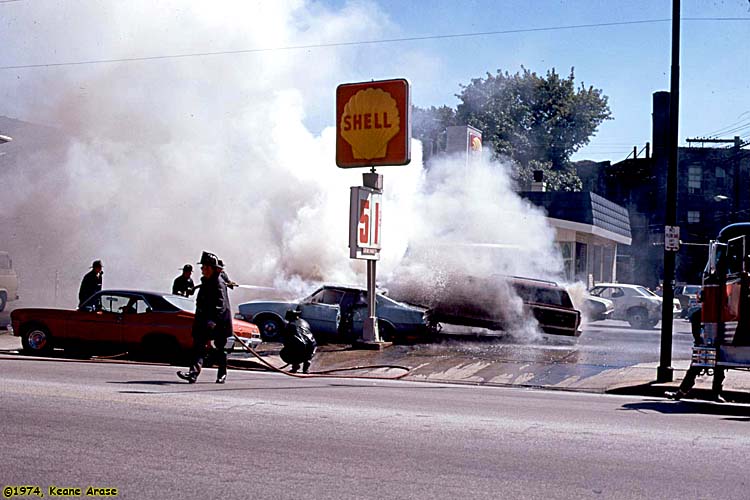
[280,309,316,374]
[177,251,232,384]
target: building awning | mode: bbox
[520,191,632,245]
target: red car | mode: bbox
[10,289,261,361]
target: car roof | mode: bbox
[97,289,177,300]
[591,283,644,289]
[319,284,389,294]
[509,276,562,289]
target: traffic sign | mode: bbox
[665,225,680,251]
[336,79,411,168]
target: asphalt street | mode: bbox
[2,356,749,500]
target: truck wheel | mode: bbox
[21,325,53,355]
[627,308,651,329]
[256,316,284,342]
[0,292,6,313]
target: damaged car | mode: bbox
[237,284,434,342]
[424,275,582,337]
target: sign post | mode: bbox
[337,79,410,346]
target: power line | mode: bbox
[703,111,750,137]
[1,17,749,71]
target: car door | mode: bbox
[69,292,126,347]
[299,288,341,335]
[117,295,165,348]
[598,287,627,320]
[347,291,369,336]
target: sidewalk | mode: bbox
[3,331,750,402]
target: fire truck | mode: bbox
[692,223,750,371]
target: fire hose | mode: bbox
[227,333,411,380]
[0,335,412,381]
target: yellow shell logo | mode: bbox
[340,88,400,160]
[470,136,482,152]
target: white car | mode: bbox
[588,283,681,329]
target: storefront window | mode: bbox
[559,242,574,281]
[575,242,588,281]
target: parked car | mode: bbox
[588,283,681,329]
[237,284,434,342]
[674,284,701,318]
[10,289,261,360]
[0,251,19,312]
[426,275,582,337]
[581,295,615,322]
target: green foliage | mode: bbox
[455,66,611,169]
[515,160,583,192]
[413,67,611,192]
[411,105,457,157]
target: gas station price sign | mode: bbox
[349,186,382,260]
[336,79,411,168]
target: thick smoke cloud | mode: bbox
[0,0,563,324]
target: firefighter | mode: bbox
[177,251,232,384]
[172,264,195,297]
[666,294,726,402]
[217,259,238,289]
[280,309,316,374]
[78,260,103,307]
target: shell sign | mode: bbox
[336,78,411,168]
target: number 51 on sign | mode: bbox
[349,186,382,260]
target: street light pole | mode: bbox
[657,0,680,383]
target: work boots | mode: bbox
[177,370,198,384]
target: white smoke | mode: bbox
[0,0,563,328]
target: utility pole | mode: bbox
[658,0,680,383]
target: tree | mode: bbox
[411,105,457,159]
[513,160,583,192]
[455,66,611,170]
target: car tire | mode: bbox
[255,315,284,342]
[21,324,53,355]
[379,322,402,343]
[627,308,652,329]
[0,292,6,313]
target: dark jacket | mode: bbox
[172,275,195,297]
[193,273,232,341]
[220,270,235,289]
[280,318,316,365]
[78,270,102,306]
